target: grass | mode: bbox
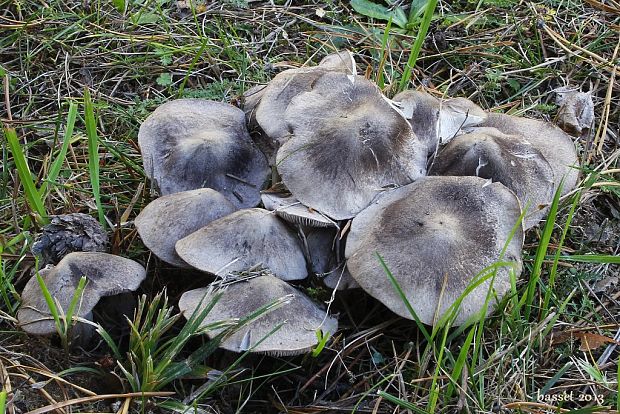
[0,0,619,412]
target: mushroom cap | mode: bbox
[252,52,358,164]
[135,188,238,267]
[345,176,523,326]
[393,91,487,152]
[178,275,338,355]
[253,67,331,163]
[392,90,441,154]
[476,113,579,195]
[555,87,594,136]
[138,99,269,208]
[18,252,146,336]
[438,97,487,143]
[261,192,335,228]
[276,72,427,220]
[318,50,356,75]
[175,208,308,281]
[430,128,555,229]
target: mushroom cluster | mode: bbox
[20,50,579,354]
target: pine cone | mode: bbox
[32,213,108,265]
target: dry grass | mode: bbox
[1,0,619,412]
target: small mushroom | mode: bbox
[179,275,337,355]
[476,113,580,195]
[276,71,427,220]
[555,87,594,137]
[393,91,487,153]
[138,99,269,208]
[430,128,555,229]
[18,252,146,338]
[135,188,237,267]
[261,192,335,228]
[175,208,308,281]
[345,176,523,326]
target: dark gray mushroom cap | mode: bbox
[304,228,359,290]
[135,188,237,267]
[178,275,338,355]
[261,192,335,227]
[175,208,308,281]
[18,252,146,336]
[276,72,427,220]
[345,176,523,326]
[430,128,555,229]
[476,113,579,195]
[138,99,269,208]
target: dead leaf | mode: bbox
[555,87,595,137]
[551,330,620,351]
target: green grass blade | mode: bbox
[377,253,431,343]
[398,0,438,91]
[83,88,105,227]
[5,128,48,223]
[35,270,62,333]
[40,102,78,199]
[65,276,87,335]
[0,390,6,414]
[556,254,620,264]
[542,191,580,312]
[376,390,430,413]
[524,181,564,320]
[376,16,393,90]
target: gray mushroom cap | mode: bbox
[251,52,358,164]
[261,192,335,228]
[318,50,356,74]
[178,275,338,355]
[345,176,523,326]
[135,188,237,267]
[276,72,427,220]
[18,252,146,336]
[430,128,555,229]
[393,91,487,152]
[253,67,332,164]
[475,112,580,195]
[175,208,308,281]
[138,99,269,208]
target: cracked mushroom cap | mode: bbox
[135,188,237,267]
[179,275,338,355]
[18,252,146,336]
[261,192,335,228]
[345,176,523,326]
[393,91,487,152]
[175,208,308,281]
[276,72,427,220]
[430,128,555,229]
[476,112,580,195]
[138,99,269,208]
